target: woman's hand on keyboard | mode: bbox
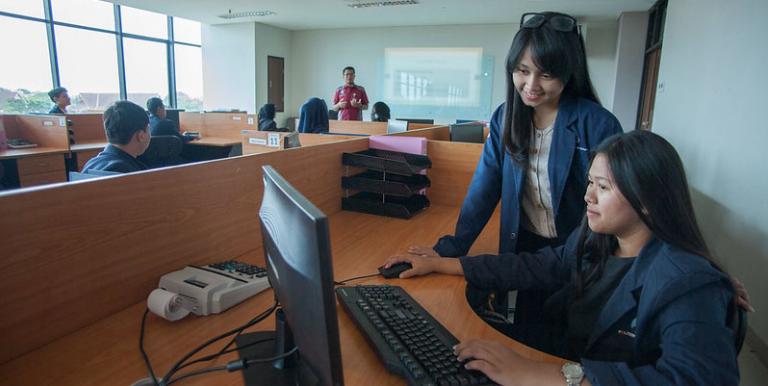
[454,339,569,386]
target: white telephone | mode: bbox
[148,260,271,321]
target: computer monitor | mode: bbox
[165,108,184,130]
[237,165,343,386]
[386,119,408,134]
[397,118,434,125]
[449,123,485,143]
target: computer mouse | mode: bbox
[378,262,413,279]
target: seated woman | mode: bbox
[258,103,278,131]
[371,101,391,122]
[297,97,329,133]
[383,130,739,385]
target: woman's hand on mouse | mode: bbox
[382,254,464,278]
[407,245,440,257]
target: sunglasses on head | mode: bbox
[520,12,578,33]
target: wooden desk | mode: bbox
[0,206,561,386]
[0,147,68,187]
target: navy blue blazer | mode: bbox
[82,144,147,174]
[149,114,191,143]
[460,235,739,386]
[434,97,622,256]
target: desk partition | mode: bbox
[0,136,556,385]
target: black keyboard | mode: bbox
[336,285,496,386]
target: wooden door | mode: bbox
[267,56,285,112]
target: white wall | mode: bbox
[202,22,622,124]
[289,22,620,123]
[288,23,517,123]
[202,23,256,112]
[653,0,768,352]
[254,23,292,127]
[611,12,648,131]
[584,21,619,110]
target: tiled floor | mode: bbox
[739,343,768,385]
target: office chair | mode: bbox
[138,135,185,168]
[68,170,120,181]
[729,301,747,354]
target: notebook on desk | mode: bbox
[7,138,38,149]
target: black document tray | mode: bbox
[342,149,431,176]
[342,171,430,197]
[342,192,430,219]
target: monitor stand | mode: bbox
[236,308,320,386]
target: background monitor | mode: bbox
[449,123,485,143]
[397,118,434,125]
[165,108,184,131]
[237,165,343,386]
[386,119,408,134]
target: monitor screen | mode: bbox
[386,119,408,134]
[256,165,343,386]
[449,123,485,143]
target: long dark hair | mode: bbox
[503,12,599,164]
[574,130,714,294]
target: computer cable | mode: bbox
[138,299,278,386]
[164,346,299,386]
[334,272,380,286]
[139,308,161,386]
[161,300,278,383]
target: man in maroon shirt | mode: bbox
[331,66,369,120]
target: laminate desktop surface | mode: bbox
[0,205,563,386]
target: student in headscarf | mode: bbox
[297,97,329,133]
[258,103,278,131]
[371,101,391,122]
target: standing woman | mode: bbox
[411,12,622,323]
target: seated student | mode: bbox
[258,103,279,131]
[82,101,150,174]
[370,101,391,122]
[297,97,329,133]
[48,87,70,114]
[383,130,739,386]
[146,97,194,143]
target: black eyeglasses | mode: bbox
[520,12,578,33]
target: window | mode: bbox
[121,6,167,39]
[51,0,114,30]
[123,37,169,106]
[0,0,44,18]
[1,2,203,112]
[0,15,53,113]
[173,17,201,45]
[56,26,119,112]
[174,44,203,111]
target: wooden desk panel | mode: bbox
[0,206,561,386]
[0,138,369,364]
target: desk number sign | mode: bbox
[267,133,281,148]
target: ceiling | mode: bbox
[106,0,656,30]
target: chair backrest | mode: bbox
[386,119,408,134]
[137,135,184,168]
[69,171,100,181]
[728,302,747,354]
[69,169,120,181]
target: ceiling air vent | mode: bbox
[348,0,419,9]
[217,10,276,19]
